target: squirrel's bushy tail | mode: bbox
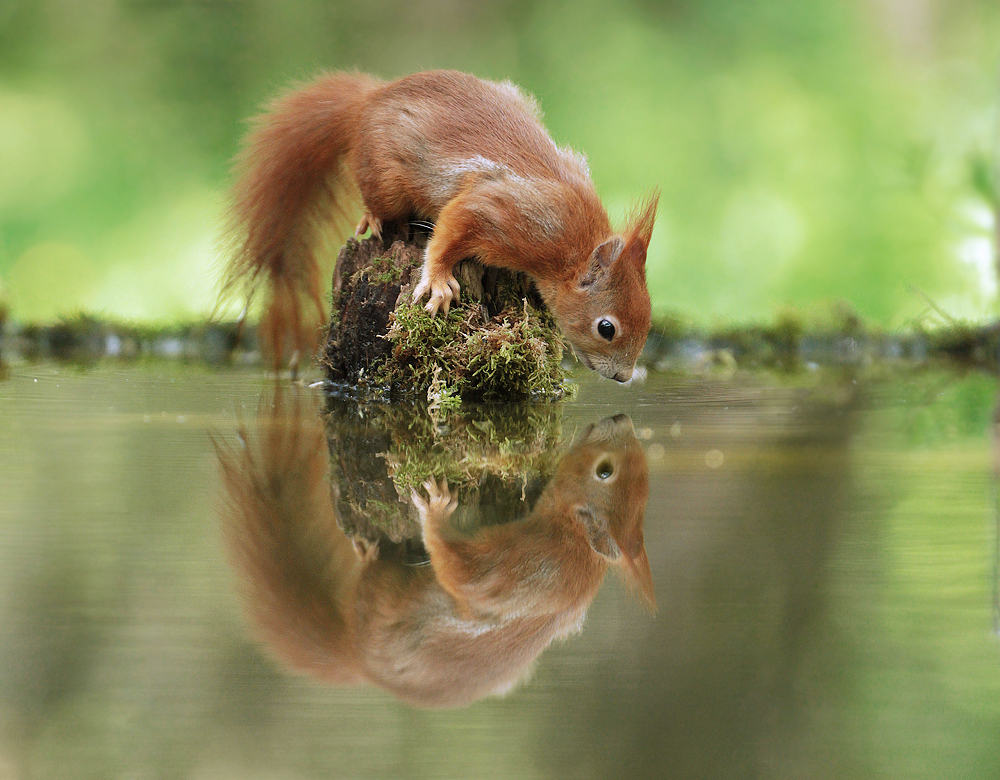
[216,390,365,684]
[222,72,383,370]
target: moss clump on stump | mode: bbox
[325,396,565,547]
[322,224,568,400]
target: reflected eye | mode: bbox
[596,460,614,480]
[597,319,616,341]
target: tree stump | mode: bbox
[321,224,569,400]
[325,396,565,551]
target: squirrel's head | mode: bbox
[553,194,658,382]
[553,413,654,609]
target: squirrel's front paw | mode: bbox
[411,478,458,527]
[412,268,461,316]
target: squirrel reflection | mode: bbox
[216,391,653,708]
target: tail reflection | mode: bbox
[216,391,652,707]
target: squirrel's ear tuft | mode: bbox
[621,544,657,612]
[625,191,659,248]
[620,191,659,274]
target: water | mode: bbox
[1,363,998,779]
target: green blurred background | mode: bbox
[1,0,999,328]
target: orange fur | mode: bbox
[413,413,655,617]
[223,70,658,379]
[217,396,653,707]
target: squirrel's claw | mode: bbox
[412,269,461,317]
[411,478,457,526]
[355,212,383,240]
[424,293,449,316]
[410,487,428,514]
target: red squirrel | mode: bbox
[217,393,653,707]
[410,414,654,621]
[223,70,658,381]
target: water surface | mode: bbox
[1,364,997,779]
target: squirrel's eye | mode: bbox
[596,460,614,480]
[597,319,616,341]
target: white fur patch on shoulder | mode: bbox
[431,155,507,205]
[444,155,505,178]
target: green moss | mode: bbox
[762,308,805,353]
[327,286,342,332]
[344,496,405,533]
[376,298,569,401]
[352,251,402,286]
[380,403,564,493]
[921,320,1000,365]
[326,397,565,541]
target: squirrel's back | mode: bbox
[351,71,597,220]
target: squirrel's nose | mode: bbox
[612,370,632,383]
